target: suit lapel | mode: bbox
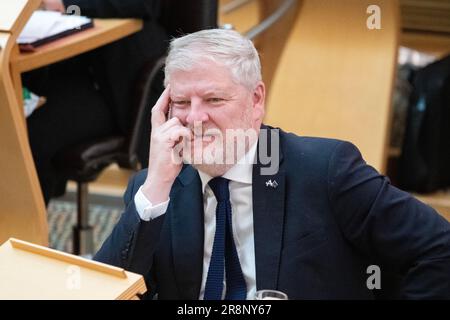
[253,126,286,291]
[170,166,204,299]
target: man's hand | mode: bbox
[40,0,65,13]
[141,85,192,204]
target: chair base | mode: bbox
[73,225,94,257]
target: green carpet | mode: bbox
[47,198,123,254]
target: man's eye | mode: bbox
[207,98,224,103]
[172,101,190,107]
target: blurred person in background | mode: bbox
[24,0,168,204]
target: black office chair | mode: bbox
[54,0,218,256]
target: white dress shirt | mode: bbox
[134,142,258,300]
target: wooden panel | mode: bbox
[401,31,450,57]
[219,0,261,34]
[253,0,301,93]
[219,0,301,91]
[0,0,48,246]
[265,0,400,173]
[400,0,450,33]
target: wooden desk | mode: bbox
[10,18,143,109]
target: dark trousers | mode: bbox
[24,57,117,205]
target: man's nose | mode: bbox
[186,101,209,125]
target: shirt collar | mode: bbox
[197,141,258,193]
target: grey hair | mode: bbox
[164,29,262,90]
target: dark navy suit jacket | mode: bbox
[95,127,450,299]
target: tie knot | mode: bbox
[208,177,230,201]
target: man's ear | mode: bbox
[252,81,266,121]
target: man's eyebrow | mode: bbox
[170,95,188,100]
[170,92,190,99]
[202,89,231,96]
[170,87,233,98]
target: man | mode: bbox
[25,0,167,204]
[95,29,450,299]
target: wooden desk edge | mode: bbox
[9,238,127,278]
[11,18,143,73]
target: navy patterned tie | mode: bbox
[204,177,247,300]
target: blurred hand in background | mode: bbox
[40,0,65,13]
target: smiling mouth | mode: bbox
[192,134,218,140]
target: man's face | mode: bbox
[169,60,265,175]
